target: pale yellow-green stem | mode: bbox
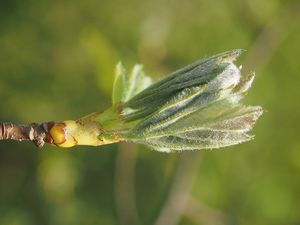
[49,120,122,148]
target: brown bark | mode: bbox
[0,122,51,147]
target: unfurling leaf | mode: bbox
[116,49,263,152]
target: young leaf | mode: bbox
[112,62,127,105]
[112,63,152,104]
[123,64,152,101]
[117,49,263,152]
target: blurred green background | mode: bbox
[1,0,300,225]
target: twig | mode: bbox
[0,122,51,147]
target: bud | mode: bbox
[49,121,78,148]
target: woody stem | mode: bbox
[0,122,50,147]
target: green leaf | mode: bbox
[124,64,152,101]
[117,49,263,152]
[112,63,152,104]
[112,62,127,105]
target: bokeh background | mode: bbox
[1,0,300,224]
